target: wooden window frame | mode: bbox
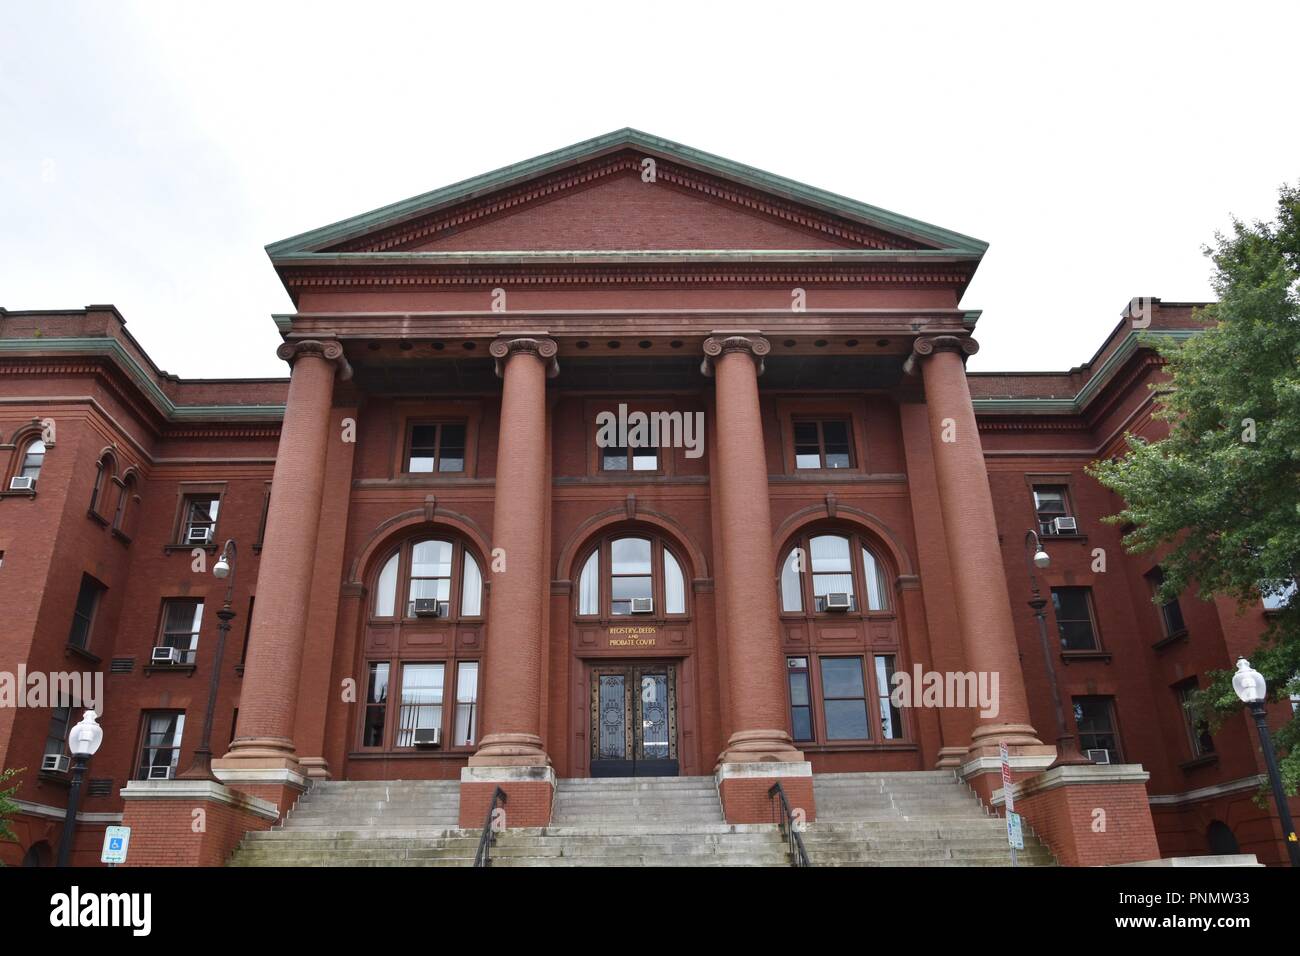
[67,574,106,653]
[1050,585,1102,653]
[135,710,186,780]
[402,420,469,476]
[1071,695,1124,763]
[779,530,893,619]
[791,417,855,471]
[572,534,691,623]
[356,655,482,754]
[367,537,485,624]
[169,483,226,548]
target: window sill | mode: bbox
[234,664,244,676]
[1038,532,1088,542]
[797,742,917,753]
[163,543,217,554]
[111,528,132,546]
[64,644,102,666]
[0,488,37,500]
[1060,650,1113,664]
[38,771,72,788]
[87,509,109,527]
[143,663,198,677]
[1179,754,1219,772]
[1153,629,1189,650]
[347,749,475,760]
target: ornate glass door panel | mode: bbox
[590,663,678,777]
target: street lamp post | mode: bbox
[179,538,237,782]
[1231,657,1300,867]
[1024,530,1090,768]
[57,710,103,867]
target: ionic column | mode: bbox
[702,333,805,766]
[469,334,558,767]
[219,339,351,770]
[908,335,1042,753]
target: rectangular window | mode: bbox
[1033,485,1074,535]
[787,657,813,742]
[874,655,904,740]
[407,540,452,617]
[1073,696,1122,763]
[1147,568,1187,637]
[609,538,652,616]
[362,662,389,747]
[396,663,444,747]
[794,419,853,470]
[136,711,185,780]
[1051,587,1100,651]
[67,575,106,650]
[600,444,658,472]
[159,599,204,664]
[44,705,73,759]
[1177,682,1215,758]
[180,495,220,545]
[454,661,479,747]
[820,657,869,740]
[406,422,466,474]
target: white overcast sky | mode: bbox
[2,1,1297,378]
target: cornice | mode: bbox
[0,338,286,423]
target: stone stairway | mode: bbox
[228,771,1055,867]
[803,771,1056,866]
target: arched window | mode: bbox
[113,473,137,533]
[90,453,115,513]
[14,438,45,487]
[370,537,484,621]
[575,534,689,618]
[779,531,890,614]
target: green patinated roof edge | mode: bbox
[971,328,1197,415]
[266,128,989,258]
[0,338,286,421]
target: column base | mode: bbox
[967,723,1046,755]
[715,728,806,766]
[458,765,555,828]
[934,746,968,769]
[119,779,280,867]
[989,763,1161,866]
[468,732,551,767]
[297,757,332,780]
[716,761,816,825]
[216,735,302,769]
[211,765,310,815]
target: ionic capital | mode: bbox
[489,334,559,379]
[903,334,979,375]
[700,333,771,378]
[276,338,353,382]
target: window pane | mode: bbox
[862,548,886,611]
[822,421,851,468]
[21,440,46,478]
[1052,588,1098,651]
[663,550,685,614]
[438,424,466,472]
[1073,697,1120,762]
[875,655,903,739]
[810,535,851,572]
[454,661,478,746]
[408,425,438,472]
[821,657,866,698]
[374,552,399,617]
[632,448,658,471]
[363,662,389,747]
[602,447,629,471]
[1033,487,1067,513]
[410,540,452,578]
[793,422,819,445]
[611,576,652,614]
[780,550,803,612]
[396,664,444,747]
[460,552,483,616]
[824,699,869,740]
[610,538,651,574]
[578,551,600,615]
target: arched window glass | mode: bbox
[90,456,113,511]
[19,439,45,481]
[408,540,453,616]
[610,537,652,616]
[663,549,686,614]
[460,551,483,617]
[780,549,803,612]
[113,476,135,531]
[374,552,399,617]
[578,550,600,615]
[810,534,855,612]
[862,547,887,611]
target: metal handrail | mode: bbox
[768,781,811,867]
[472,786,507,868]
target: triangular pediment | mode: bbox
[267,129,986,260]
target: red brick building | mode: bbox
[2,130,1295,866]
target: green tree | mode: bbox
[0,767,24,858]
[1088,183,1300,794]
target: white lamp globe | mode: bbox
[213,555,231,579]
[69,710,104,757]
[1033,549,1051,570]
[1232,657,1267,704]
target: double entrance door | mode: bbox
[590,662,678,777]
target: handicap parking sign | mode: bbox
[101,826,131,864]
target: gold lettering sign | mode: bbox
[607,626,657,647]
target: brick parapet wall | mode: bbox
[119,780,279,867]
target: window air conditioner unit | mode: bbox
[1053,516,1078,534]
[1086,748,1111,765]
[151,646,180,665]
[9,476,35,491]
[187,526,213,544]
[412,598,443,617]
[413,727,442,748]
[824,592,852,611]
[42,753,70,773]
[630,597,654,614]
[148,765,175,780]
